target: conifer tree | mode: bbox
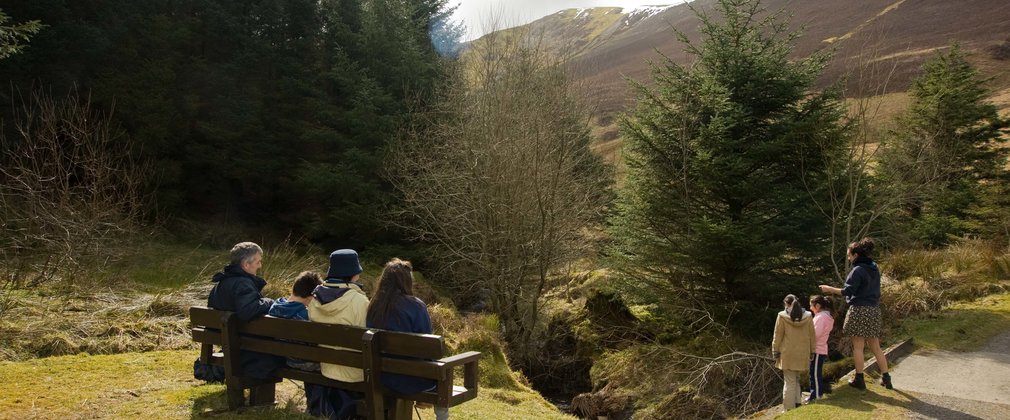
[0,0,460,246]
[610,0,848,317]
[879,45,1009,246]
[0,8,42,59]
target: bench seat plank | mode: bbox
[391,385,474,406]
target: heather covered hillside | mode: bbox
[481,0,1010,148]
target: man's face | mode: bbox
[242,252,263,275]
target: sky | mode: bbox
[451,1,689,40]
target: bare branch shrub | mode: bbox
[0,89,148,309]
[388,28,611,362]
[587,344,780,419]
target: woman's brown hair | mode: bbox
[366,258,414,329]
[848,237,875,258]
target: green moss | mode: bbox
[821,357,854,383]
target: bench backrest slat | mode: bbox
[380,357,444,379]
[240,336,367,368]
[192,307,446,359]
[241,317,368,350]
[192,327,223,346]
[376,331,445,360]
[194,327,366,367]
[196,327,447,378]
[190,306,226,329]
[191,306,368,350]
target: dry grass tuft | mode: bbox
[882,239,1010,319]
[571,382,631,419]
[0,281,208,361]
[430,304,530,391]
[258,240,329,298]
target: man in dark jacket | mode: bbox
[207,242,283,379]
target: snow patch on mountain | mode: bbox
[620,4,676,26]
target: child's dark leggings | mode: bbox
[809,353,828,398]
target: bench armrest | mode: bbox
[438,351,482,367]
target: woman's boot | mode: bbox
[880,372,893,390]
[848,373,866,390]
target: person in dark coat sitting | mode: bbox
[367,258,448,420]
[207,242,283,380]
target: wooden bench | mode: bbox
[189,306,481,419]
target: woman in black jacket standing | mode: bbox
[819,237,893,390]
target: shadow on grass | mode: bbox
[190,387,313,419]
[810,390,896,413]
[805,388,983,420]
[190,387,229,418]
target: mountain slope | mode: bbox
[481,0,1010,123]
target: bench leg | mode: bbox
[392,399,413,420]
[226,378,245,409]
[249,382,277,406]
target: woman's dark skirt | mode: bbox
[843,305,882,338]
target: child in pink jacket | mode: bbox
[807,295,834,402]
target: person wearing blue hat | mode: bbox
[306,249,370,419]
[308,249,369,380]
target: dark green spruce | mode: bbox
[879,45,1010,246]
[0,0,459,247]
[609,0,849,328]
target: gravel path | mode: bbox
[893,331,1010,420]
[905,392,1009,420]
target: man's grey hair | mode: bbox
[230,242,263,266]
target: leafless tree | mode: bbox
[388,28,611,361]
[807,36,947,281]
[0,89,148,305]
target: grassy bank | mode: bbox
[0,350,573,420]
[0,239,372,362]
[0,237,574,419]
[896,292,1010,351]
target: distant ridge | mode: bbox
[474,0,1010,133]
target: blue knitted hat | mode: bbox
[325,249,362,280]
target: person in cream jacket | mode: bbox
[771,294,816,411]
[309,249,369,382]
